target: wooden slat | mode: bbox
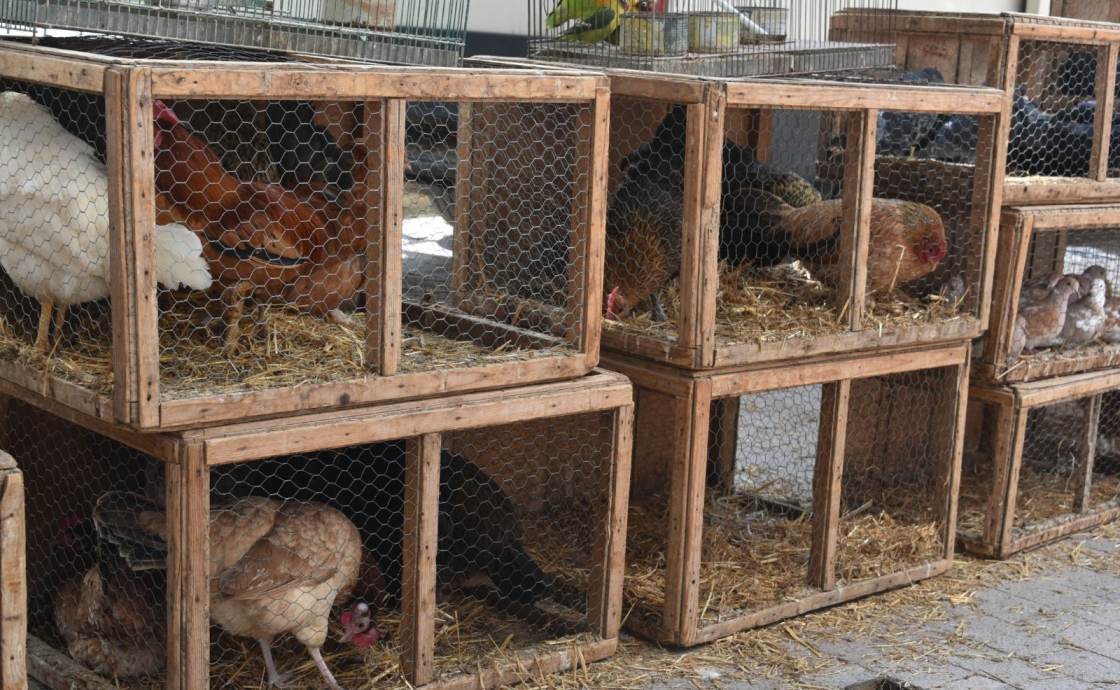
[149,69,603,101]
[991,403,1028,556]
[166,443,208,690]
[980,212,1034,371]
[588,404,633,639]
[837,110,877,332]
[1091,43,1120,180]
[569,85,609,359]
[0,50,106,92]
[451,102,490,300]
[710,397,741,492]
[808,380,850,591]
[1004,500,1120,556]
[1003,178,1120,204]
[724,81,1004,114]
[0,454,25,690]
[937,359,970,564]
[26,636,114,690]
[1010,19,1120,43]
[972,112,1006,328]
[0,363,113,422]
[422,638,617,690]
[365,99,404,376]
[1073,394,1103,513]
[694,88,725,368]
[1018,203,1120,230]
[675,100,712,356]
[401,434,440,685]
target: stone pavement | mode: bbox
[626,530,1120,690]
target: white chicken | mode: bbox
[0,91,212,348]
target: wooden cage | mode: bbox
[979,204,1120,383]
[602,343,969,647]
[1051,0,1120,23]
[963,370,1120,559]
[0,450,25,690]
[0,369,632,690]
[0,39,609,431]
[469,58,1003,372]
[832,10,1120,205]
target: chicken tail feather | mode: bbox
[93,492,170,572]
[154,223,214,292]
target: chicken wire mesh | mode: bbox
[1002,228,1120,375]
[960,394,1120,545]
[0,41,597,413]
[625,366,957,633]
[0,0,468,66]
[1,396,620,689]
[528,0,898,78]
[601,93,986,349]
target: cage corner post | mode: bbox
[938,355,971,567]
[1090,43,1119,181]
[0,451,25,690]
[106,66,158,427]
[365,97,405,377]
[838,108,877,334]
[588,400,634,641]
[166,440,208,690]
[808,379,852,592]
[401,433,440,686]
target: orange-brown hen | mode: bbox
[151,101,366,344]
[739,192,949,295]
[95,492,378,690]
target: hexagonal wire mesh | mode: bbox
[624,366,956,632]
[527,0,898,78]
[601,89,987,348]
[959,395,1120,544]
[1003,227,1120,372]
[3,397,619,689]
[0,38,596,410]
[1006,40,1115,180]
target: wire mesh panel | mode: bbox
[0,0,468,66]
[0,371,631,690]
[961,376,1120,559]
[528,0,898,78]
[0,41,606,429]
[615,344,965,646]
[591,77,1000,370]
[979,205,1120,383]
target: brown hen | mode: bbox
[94,492,377,690]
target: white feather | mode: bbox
[0,91,211,310]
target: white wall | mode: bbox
[480,0,1046,36]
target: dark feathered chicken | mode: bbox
[876,67,947,157]
[265,101,355,193]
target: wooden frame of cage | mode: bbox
[469,57,1003,372]
[599,342,969,647]
[0,369,633,690]
[963,369,1120,559]
[0,450,25,690]
[1051,1,1120,23]
[832,10,1120,205]
[976,204,1120,383]
[0,40,610,431]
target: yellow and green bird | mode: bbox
[545,0,630,44]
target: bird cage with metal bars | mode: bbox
[0,0,469,66]
[528,0,898,78]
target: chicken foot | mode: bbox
[257,639,293,689]
[221,280,259,356]
[309,646,346,690]
[650,293,669,323]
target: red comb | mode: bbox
[605,286,622,322]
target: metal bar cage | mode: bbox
[606,342,968,647]
[0,370,633,690]
[0,40,609,430]
[527,0,899,78]
[0,0,469,66]
[963,373,1120,559]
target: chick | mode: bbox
[1062,275,1107,348]
[1009,276,1081,360]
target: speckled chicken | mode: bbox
[1009,276,1081,359]
[1073,265,1111,301]
[1019,271,1065,308]
[1100,294,1120,343]
[93,492,377,690]
[1062,274,1107,347]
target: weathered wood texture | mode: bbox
[0,452,25,690]
[833,9,1120,205]
[0,41,609,431]
[4,370,631,690]
[963,371,1120,559]
[601,342,968,646]
[977,204,1120,384]
[467,57,1001,372]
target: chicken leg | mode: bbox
[34,301,53,350]
[309,647,345,690]
[257,639,292,689]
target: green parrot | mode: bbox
[545,0,630,44]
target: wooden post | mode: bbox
[971,112,1006,324]
[588,403,633,639]
[452,103,489,301]
[0,452,25,690]
[166,443,208,690]
[937,359,970,563]
[365,99,404,377]
[837,110,876,332]
[106,67,160,427]
[1090,43,1119,181]
[401,433,440,685]
[662,378,713,645]
[808,380,851,591]
[710,396,741,493]
[569,85,610,360]
[1072,394,1102,513]
[989,401,1028,557]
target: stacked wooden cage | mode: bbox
[0,38,609,431]
[835,9,1120,556]
[0,37,637,690]
[468,57,1002,644]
